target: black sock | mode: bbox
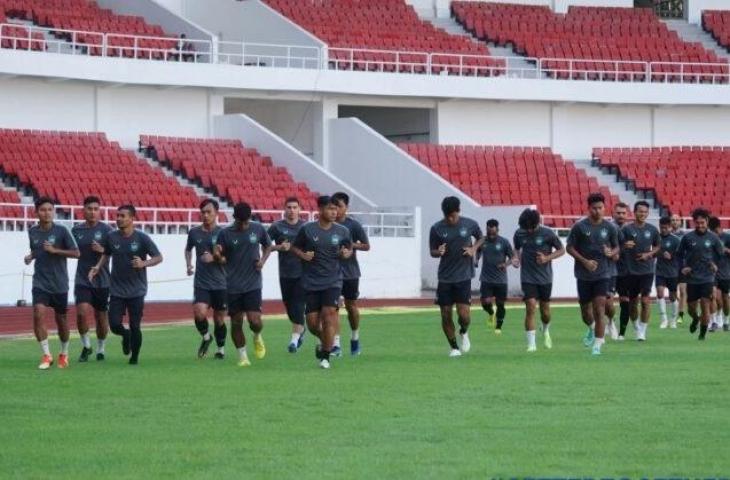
[214,323,227,347]
[496,303,506,320]
[496,318,504,329]
[619,301,630,335]
[458,327,467,335]
[482,302,494,315]
[194,319,209,336]
[679,311,685,318]
[699,324,708,338]
[448,337,458,350]
[130,328,142,361]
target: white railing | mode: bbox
[2,22,729,84]
[0,203,416,238]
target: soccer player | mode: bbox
[267,197,307,353]
[513,208,565,352]
[478,219,516,334]
[671,213,687,324]
[186,198,227,359]
[429,197,483,357]
[291,195,353,369]
[709,216,730,332]
[72,196,112,361]
[332,191,370,356]
[655,216,681,329]
[566,193,619,355]
[606,202,629,340]
[89,205,163,365]
[213,202,272,367]
[676,208,724,340]
[25,197,80,369]
[619,201,660,341]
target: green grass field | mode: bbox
[1,305,729,479]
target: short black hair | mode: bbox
[634,200,650,212]
[332,192,350,207]
[441,196,460,217]
[587,192,605,206]
[486,219,499,228]
[199,198,219,211]
[118,204,136,217]
[233,202,252,222]
[614,202,629,210]
[34,196,55,210]
[83,195,100,206]
[284,196,300,206]
[317,195,336,209]
[692,208,710,221]
[709,216,721,230]
[659,216,671,226]
[518,208,540,231]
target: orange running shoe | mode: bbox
[57,354,69,369]
[38,354,53,370]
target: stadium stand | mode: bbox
[0,189,23,218]
[0,0,178,58]
[400,143,619,228]
[703,10,730,53]
[0,129,201,221]
[593,146,730,222]
[140,135,320,222]
[264,0,505,75]
[452,2,729,82]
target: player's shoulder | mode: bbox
[345,216,363,227]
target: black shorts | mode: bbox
[280,277,305,306]
[435,280,472,307]
[716,279,730,295]
[687,282,715,303]
[480,282,507,301]
[577,279,610,305]
[228,289,262,315]
[616,275,630,298]
[606,276,617,297]
[32,288,68,314]
[193,287,227,311]
[341,278,360,301]
[626,274,654,299]
[678,273,688,285]
[305,287,341,314]
[74,286,109,312]
[109,296,144,325]
[655,276,678,294]
[521,283,552,302]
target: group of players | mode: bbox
[25,188,729,370]
[25,192,369,370]
[431,193,730,357]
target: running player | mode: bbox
[478,219,516,334]
[709,216,730,332]
[671,213,687,324]
[291,195,353,369]
[676,208,724,340]
[332,191,370,356]
[25,197,80,369]
[513,208,565,352]
[185,198,227,359]
[72,195,112,361]
[619,201,660,341]
[606,202,629,340]
[656,216,681,329]
[213,202,272,367]
[566,193,619,355]
[267,197,307,353]
[429,196,483,357]
[89,205,163,365]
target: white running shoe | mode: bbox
[319,359,330,369]
[637,323,647,341]
[459,332,471,353]
[449,349,462,358]
[617,335,625,341]
[659,318,668,329]
[527,344,537,353]
[670,321,677,329]
[608,321,619,340]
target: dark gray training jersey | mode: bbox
[103,229,161,298]
[613,221,628,277]
[655,233,681,279]
[338,217,369,280]
[267,219,306,279]
[186,225,226,290]
[716,231,730,281]
[513,226,563,285]
[478,235,514,285]
[29,223,78,294]
[620,223,660,276]
[429,217,483,284]
[216,222,271,294]
[566,218,619,281]
[676,230,724,284]
[72,221,113,289]
[293,221,352,291]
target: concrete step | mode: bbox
[0,177,33,204]
[663,19,730,62]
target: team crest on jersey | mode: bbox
[665,241,671,248]
[94,231,102,241]
[331,234,340,246]
[704,239,712,248]
[32,237,39,245]
[249,233,258,244]
[495,243,502,251]
[282,229,289,235]
[643,231,651,239]
[600,228,608,239]
[459,227,468,238]
[212,234,218,244]
[47,235,56,244]
[535,236,544,246]
[113,243,121,250]
[130,241,140,253]
[76,233,84,241]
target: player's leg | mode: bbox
[242,289,265,360]
[578,280,595,348]
[229,294,249,366]
[699,294,712,340]
[282,278,305,353]
[677,282,687,324]
[495,285,507,333]
[589,281,608,354]
[539,297,552,350]
[454,281,472,353]
[687,284,701,335]
[637,275,652,340]
[480,282,496,328]
[75,286,93,362]
[52,293,70,368]
[319,304,338,368]
[605,278,618,340]
[93,288,109,360]
[523,285,538,352]
[436,282,460,356]
[32,295,54,369]
[617,277,631,339]
[127,297,144,365]
[667,280,678,328]
[342,279,361,355]
[108,296,131,356]
[656,280,668,329]
[193,298,213,358]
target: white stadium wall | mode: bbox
[687,0,727,24]
[0,231,421,306]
